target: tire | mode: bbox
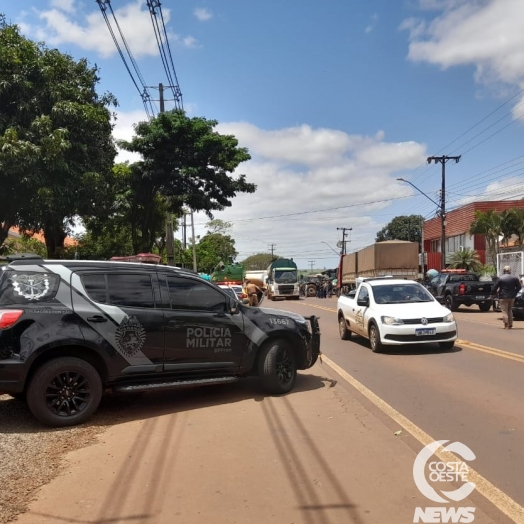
[369,322,384,353]
[258,340,297,394]
[27,357,103,427]
[439,341,455,350]
[307,285,316,297]
[445,295,458,312]
[338,315,351,340]
[478,302,491,312]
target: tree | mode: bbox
[448,248,482,272]
[241,253,278,270]
[0,235,47,257]
[194,233,238,273]
[118,110,256,225]
[206,219,233,235]
[510,208,524,246]
[469,210,501,266]
[0,18,117,258]
[376,215,424,244]
[499,209,518,247]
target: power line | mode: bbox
[96,0,155,117]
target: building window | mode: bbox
[431,239,441,253]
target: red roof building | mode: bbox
[423,200,524,270]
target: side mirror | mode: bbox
[357,297,369,307]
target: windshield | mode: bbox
[274,269,297,283]
[371,283,434,304]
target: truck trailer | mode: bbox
[338,241,419,294]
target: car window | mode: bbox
[81,273,154,308]
[220,287,238,300]
[167,276,228,312]
[371,283,433,304]
[0,270,61,306]
[357,286,369,302]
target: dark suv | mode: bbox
[0,255,320,427]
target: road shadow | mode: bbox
[347,335,463,355]
[0,371,331,434]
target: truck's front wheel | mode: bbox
[258,340,297,394]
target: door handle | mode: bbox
[87,315,107,323]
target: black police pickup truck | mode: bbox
[426,271,493,312]
[0,256,320,427]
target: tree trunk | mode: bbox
[0,221,14,251]
[43,224,67,259]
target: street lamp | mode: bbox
[321,241,340,256]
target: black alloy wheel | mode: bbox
[46,370,91,417]
[27,357,103,427]
[258,340,297,394]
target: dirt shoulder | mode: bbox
[11,363,507,524]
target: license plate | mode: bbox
[416,328,436,336]
[476,296,486,300]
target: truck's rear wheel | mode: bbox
[478,302,491,312]
[445,295,458,312]
[307,285,316,297]
[258,340,296,394]
[27,357,103,427]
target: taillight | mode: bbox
[458,283,466,295]
[0,310,24,329]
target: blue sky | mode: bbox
[4,0,524,269]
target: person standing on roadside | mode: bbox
[492,265,521,329]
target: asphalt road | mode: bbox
[269,296,524,515]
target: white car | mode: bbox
[337,278,457,352]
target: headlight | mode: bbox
[381,316,404,325]
[443,313,455,322]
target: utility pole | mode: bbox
[159,83,175,265]
[336,227,352,254]
[427,155,461,269]
[308,260,315,271]
[268,244,276,259]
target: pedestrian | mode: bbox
[492,265,521,329]
[245,279,263,307]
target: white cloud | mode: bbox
[50,0,75,13]
[401,0,524,118]
[23,0,198,58]
[194,8,212,21]
[193,122,429,266]
[365,13,378,34]
[112,109,147,163]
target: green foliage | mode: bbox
[118,110,256,220]
[241,253,278,270]
[376,215,424,244]
[469,210,502,265]
[447,248,482,272]
[0,235,47,257]
[477,264,496,278]
[0,17,117,258]
[194,233,238,273]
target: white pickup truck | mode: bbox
[336,277,457,353]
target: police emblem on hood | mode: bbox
[115,316,146,357]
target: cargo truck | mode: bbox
[211,262,244,285]
[266,258,300,300]
[338,241,419,294]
